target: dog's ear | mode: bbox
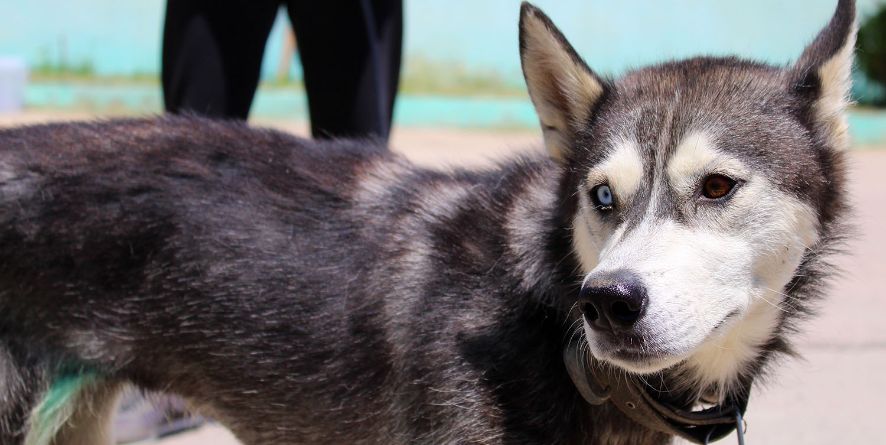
[789,0,856,151]
[520,2,606,163]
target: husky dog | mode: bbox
[0,1,853,444]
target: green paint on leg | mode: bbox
[25,372,99,445]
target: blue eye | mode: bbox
[591,184,614,209]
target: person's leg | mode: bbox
[162,0,280,119]
[372,0,403,139]
[286,0,402,139]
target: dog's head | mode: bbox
[520,1,853,394]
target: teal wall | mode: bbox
[1,0,884,82]
[2,0,885,141]
[408,0,884,81]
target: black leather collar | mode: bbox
[563,343,750,444]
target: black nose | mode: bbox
[580,270,647,331]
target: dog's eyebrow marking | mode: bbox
[588,139,644,200]
[667,132,751,194]
[666,132,720,185]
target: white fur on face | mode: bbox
[572,140,644,274]
[587,138,645,202]
[573,132,820,397]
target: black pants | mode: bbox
[162,0,402,140]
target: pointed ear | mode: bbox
[519,2,606,162]
[789,0,857,150]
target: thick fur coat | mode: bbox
[0,1,854,444]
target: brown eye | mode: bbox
[702,174,737,200]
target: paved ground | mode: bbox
[1,111,884,444]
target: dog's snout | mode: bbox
[580,270,647,330]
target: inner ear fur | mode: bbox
[790,0,857,151]
[519,2,607,162]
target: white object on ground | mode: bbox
[0,58,28,113]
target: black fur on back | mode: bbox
[0,116,673,444]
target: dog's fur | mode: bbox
[0,1,854,444]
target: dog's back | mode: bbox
[0,116,591,444]
[0,117,394,443]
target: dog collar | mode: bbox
[563,343,750,444]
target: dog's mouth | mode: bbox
[583,327,685,374]
[584,310,742,375]
[593,344,687,375]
